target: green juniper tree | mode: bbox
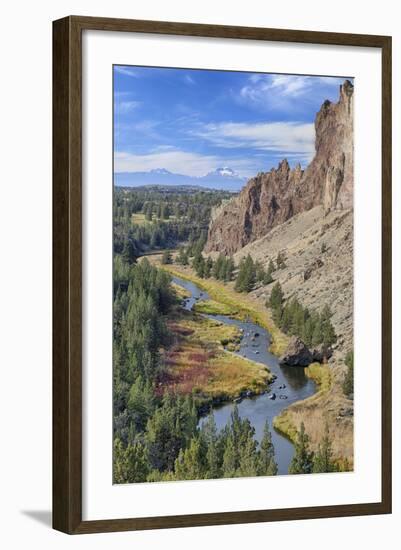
[342,350,354,398]
[113,439,150,483]
[269,281,284,325]
[235,255,256,293]
[289,422,314,474]
[174,437,207,481]
[201,414,221,479]
[312,422,337,473]
[258,421,278,476]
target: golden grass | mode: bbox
[272,412,298,443]
[131,212,148,225]
[153,260,290,356]
[132,213,181,226]
[193,299,240,317]
[205,353,272,399]
[160,309,272,401]
[171,282,191,300]
[273,363,335,448]
[305,362,332,393]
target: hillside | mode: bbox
[203,80,354,463]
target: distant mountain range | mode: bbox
[114,166,247,192]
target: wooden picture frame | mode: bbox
[53,15,392,534]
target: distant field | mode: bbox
[131,212,148,225]
[131,212,182,226]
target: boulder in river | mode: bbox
[279,336,313,367]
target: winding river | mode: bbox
[172,275,316,475]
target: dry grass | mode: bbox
[131,212,148,225]
[193,299,240,317]
[171,282,191,300]
[273,361,353,466]
[159,309,272,401]
[151,259,290,356]
[305,362,332,393]
[132,212,181,226]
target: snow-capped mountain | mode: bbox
[206,166,239,178]
[114,166,247,191]
[149,168,173,175]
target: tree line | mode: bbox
[268,281,337,348]
[114,188,231,261]
[113,256,281,482]
[289,421,340,474]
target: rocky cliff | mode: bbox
[205,80,354,255]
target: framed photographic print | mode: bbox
[53,16,392,534]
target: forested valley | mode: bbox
[113,187,346,483]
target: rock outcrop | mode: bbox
[205,80,353,255]
[279,337,313,367]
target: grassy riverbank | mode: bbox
[151,259,290,356]
[162,306,273,406]
[273,363,332,442]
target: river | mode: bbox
[172,275,316,475]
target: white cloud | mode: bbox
[114,100,141,114]
[239,74,347,108]
[114,66,139,78]
[114,148,255,177]
[192,120,315,156]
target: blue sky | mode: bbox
[114,66,350,178]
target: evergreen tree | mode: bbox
[276,251,287,269]
[212,254,224,279]
[289,422,314,474]
[161,204,170,220]
[342,351,354,398]
[113,439,150,483]
[225,257,235,282]
[238,432,258,477]
[161,250,173,264]
[204,256,213,278]
[258,421,278,476]
[145,394,197,472]
[255,261,266,283]
[235,255,256,293]
[311,314,323,346]
[263,271,273,285]
[193,252,206,278]
[174,437,207,481]
[145,203,153,221]
[201,414,221,479]
[127,375,155,433]
[269,281,284,325]
[122,237,137,264]
[312,423,337,473]
[222,434,237,478]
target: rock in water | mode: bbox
[279,336,313,367]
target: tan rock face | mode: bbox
[205,80,354,255]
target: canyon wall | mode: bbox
[205,80,354,255]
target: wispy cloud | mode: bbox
[191,120,315,157]
[114,66,139,78]
[114,148,255,177]
[238,74,347,110]
[184,74,196,85]
[114,100,141,114]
